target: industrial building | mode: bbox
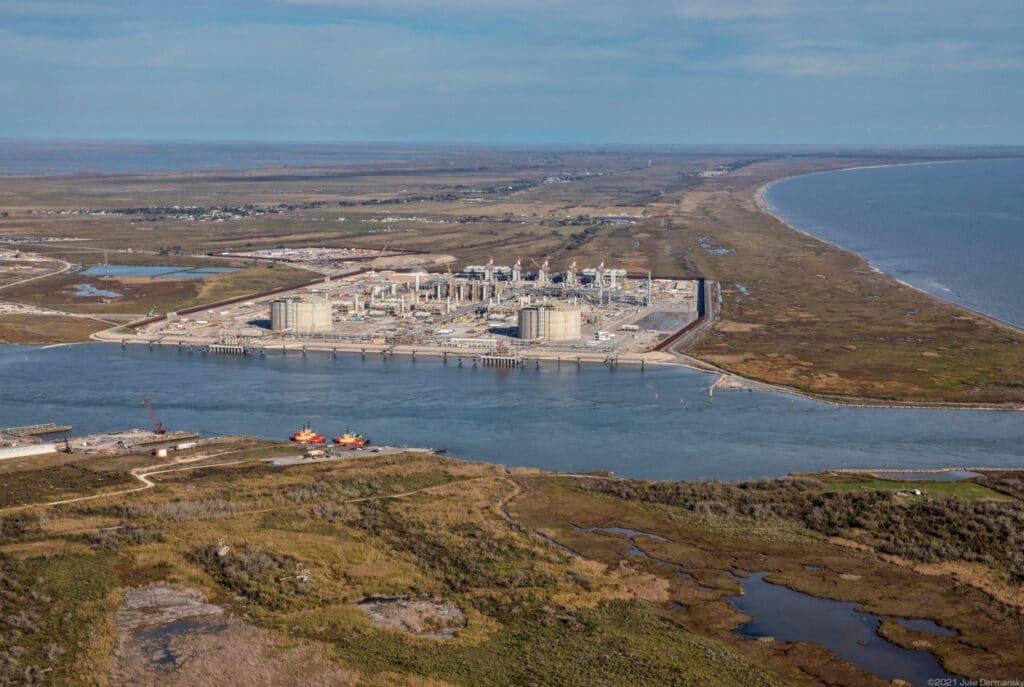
[517,306,582,341]
[270,294,332,333]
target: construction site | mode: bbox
[0,396,201,461]
[105,248,708,363]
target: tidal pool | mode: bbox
[728,571,955,684]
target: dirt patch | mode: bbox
[715,320,764,333]
[114,585,223,630]
[110,585,354,686]
[373,253,454,269]
[356,597,465,640]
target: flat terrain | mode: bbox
[1,444,1022,685]
[2,146,1023,403]
[0,313,110,344]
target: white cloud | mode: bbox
[734,40,1024,78]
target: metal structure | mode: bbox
[142,396,166,435]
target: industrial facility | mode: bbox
[129,250,704,359]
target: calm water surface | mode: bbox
[1,345,1021,481]
[80,265,238,279]
[0,141,435,177]
[729,571,954,685]
[765,158,1024,328]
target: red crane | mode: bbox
[142,396,166,435]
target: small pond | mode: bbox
[81,265,237,279]
[728,571,956,685]
[71,283,121,298]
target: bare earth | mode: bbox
[110,585,355,687]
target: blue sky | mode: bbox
[1,0,1022,144]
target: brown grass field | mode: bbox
[1,445,1022,684]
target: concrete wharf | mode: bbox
[0,423,72,436]
[137,432,200,446]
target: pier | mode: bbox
[481,353,521,368]
[0,423,72,437]
[136,432,200,446]
[206,344,249,355]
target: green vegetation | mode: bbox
[511,473,1024,683]
[0,461,136,509]
[190,542,310,610]
[325,600,783,687]
[818,474,1011,502]
[973,470,1024,500]
[193,264,315,304]
[0,552,118,686]
[1,443,1023,684]
[577,475,1024,581]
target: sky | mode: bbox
[1,0,1022,144]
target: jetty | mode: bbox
[0,423,72,437]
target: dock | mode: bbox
[137,432,200,446]
[0,423,72,437]
[480,353,521,368]
[206,344,250,355]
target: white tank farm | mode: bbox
[517,306,582,341]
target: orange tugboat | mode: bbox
[290,421,326,444]
[333,429,369,447]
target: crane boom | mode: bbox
[142,396,166,435]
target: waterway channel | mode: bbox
[1,344,1022,481]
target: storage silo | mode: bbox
[270,298,295,332]
[293,294,332,333]
[271,295,331,333]
[517,307,541,340]
[543,307,582,341]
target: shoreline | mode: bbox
[754,159,1024,337]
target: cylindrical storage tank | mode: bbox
[293,298,332,333]
[311,300,332,331]
[543,308,582,341]
[517,307,541,340]
[270,299,295,331]
[293,302,313,332]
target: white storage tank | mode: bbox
[270,295,332,333]
[517,306,582,341]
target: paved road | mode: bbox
[0,256,72,292]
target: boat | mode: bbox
[290,421,326,444]
[333,429,369,447]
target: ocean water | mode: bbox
[765,158,1024,328]
[1,344,1022,481]
[0,141,436,177]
